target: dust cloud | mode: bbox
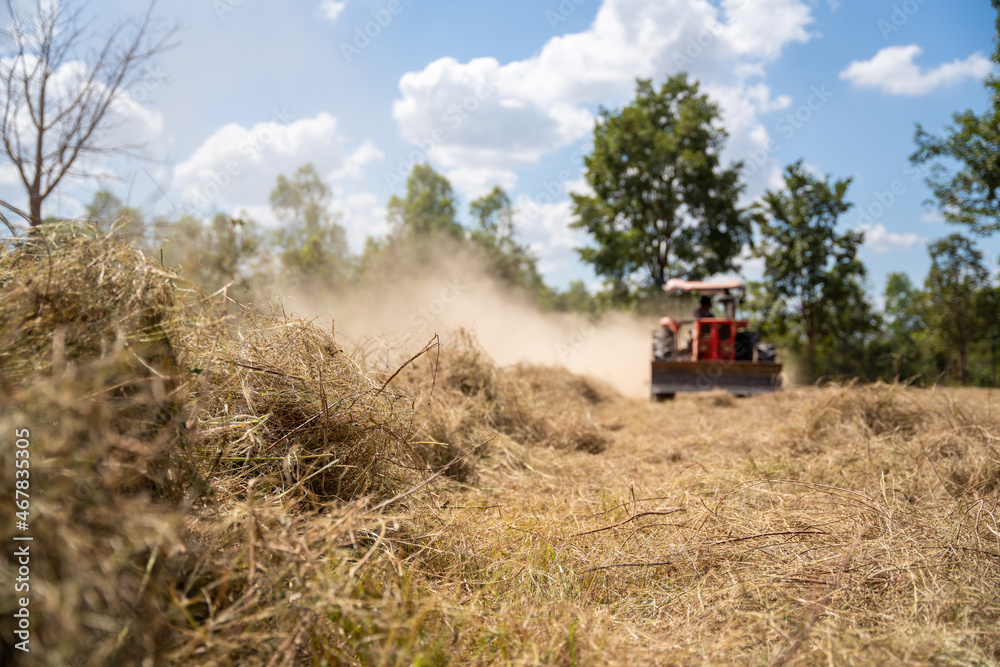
[266,239,658,398]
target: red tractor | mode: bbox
[651,279,782,400]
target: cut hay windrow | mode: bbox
[184,305,413,503]
[390,329,617,482]
[0,226,430,664]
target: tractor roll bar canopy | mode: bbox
[662,279,746,296]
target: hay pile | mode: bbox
[1,224,198,663]
[0,226,432,665]
[3,226,999,665]
[186,306,412,503]
[794,381,1000,499]
[390,330,615,481]
[506,363,616,453]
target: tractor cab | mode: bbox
[693,316,743,361]
[691,290,743,361]
[655,279,747,362]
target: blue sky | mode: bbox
[4,0,999,297]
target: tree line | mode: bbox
[563,0,1000,386]
[74,161,598,315]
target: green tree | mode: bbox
[755,160,868,378]
[881,272,929,380]
[977,284,1000,386]
[924,233,991,385]
[571,75,751,301]
[161,212,264,295]
[909,2,1000,235]
[387,164,463,240]
[551,280,603,314]
[83,189,145,242]
[469,186,550,299]
[270,163,351,285]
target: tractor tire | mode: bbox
[652,327,674,361]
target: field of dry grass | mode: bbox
[399,385,1000,665]
[2,229,999,666]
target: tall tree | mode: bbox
[755,160,868,378]
[386,163,463,239]
[0,0,175,227]
[469,186,549,298]
[571,75,751,301]
[270,163,351,286]
[160,212,264,295]
[909,2,1000,235]
[882,272,929,380]
[83,189,145,242]
[924,233,990,385]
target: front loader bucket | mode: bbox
[651,361,782,398]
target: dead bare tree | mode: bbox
[0,0,177,228]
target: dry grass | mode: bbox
[394,384,1000,665]
[2,228,999,665]
[187,305,413,503]
[0,226,432,665]
[391,330,615,483]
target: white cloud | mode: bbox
[513,197,589,277]
[390,0,821,283]
[921,209,944,224]
[328,140,384,180]
[334,191,389,254]
[392,56,594,170]
[860,223,922,253]
[175,111,388,252]
[172,112,381,211]
[445,166,518,201]
[102,86,166,148]
[720,0,812,61]
[840,45,993,96]
[392,0,817,177]
[0,55,165,174]
[318,0,347,23]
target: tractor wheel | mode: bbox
[652,392,675,402]
[652,327,674,361]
